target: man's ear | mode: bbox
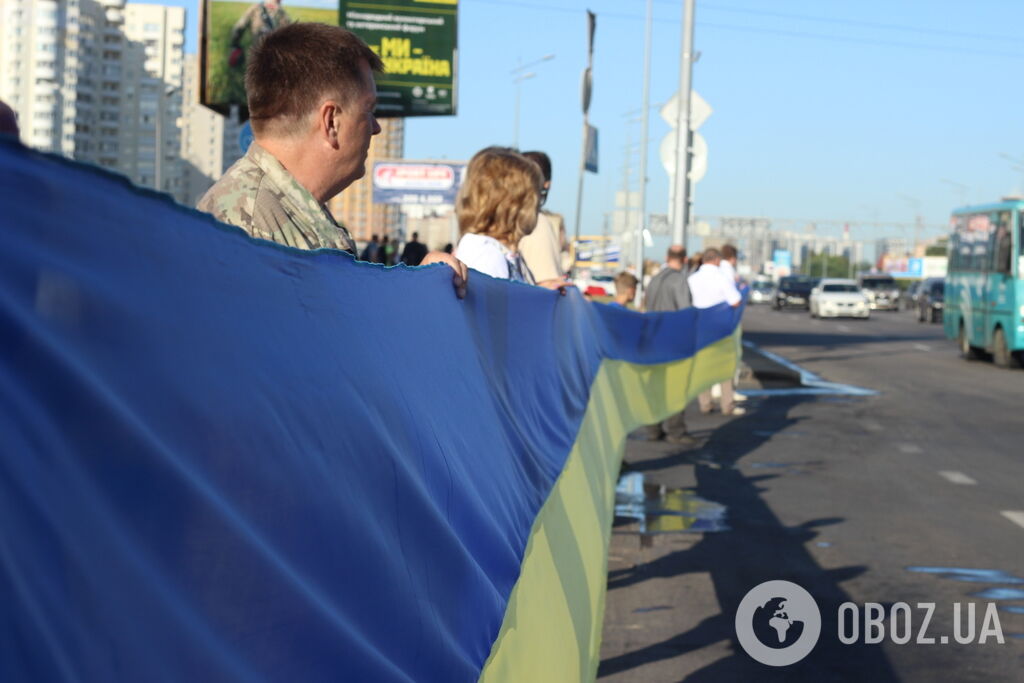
[318,100,341,149]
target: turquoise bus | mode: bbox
[944,200,1024,368]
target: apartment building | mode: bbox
[0,0,127,168]
[179,54,242,206]
[328,117,405,243]
[120,2,185,201]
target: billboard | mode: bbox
[200,0,458,119]
[371,161,465,205]
[200,1,341,116]
[883,256,924,278]
[574,237,620,269]
[341,0,458,117]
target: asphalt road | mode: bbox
[599,303,1024,682]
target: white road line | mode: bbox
[913,343,931,352]
[863,421,883,432]
[938,471,977,485]
[741,341,878,398]
[837,324,851,332]
[898,443,923,454]
[1002,511,1024,530]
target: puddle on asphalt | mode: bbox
[971,587,1024,601]
[906,567,1024,584]
[632,605,673,614]
[907,567,1024,617]
[614,471,729,535]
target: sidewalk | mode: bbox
[598,345,802,681]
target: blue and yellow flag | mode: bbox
[0,139,741,682]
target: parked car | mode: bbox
[809,278,871,319]
[773,276,814,310]
[858,274,900,311]
[749,279,776,304]
[904,280,923,312]
[916,277,945,323]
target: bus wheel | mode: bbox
[959,323,982,360]
[993,327,1021,369]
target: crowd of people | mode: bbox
[3,21,748,439]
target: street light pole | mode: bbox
[635,0,653,305]
[897,193,923,255]
[512,72,535,149]
[510,54,554,148]
[671,0,696,247]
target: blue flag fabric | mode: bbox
[0,139,741,681]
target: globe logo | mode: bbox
[752,596,806,648]
[735,580,822,666]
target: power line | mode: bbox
[472,0,1024,60]
[692,1,1021,45]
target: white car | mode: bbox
[809,279,870,319]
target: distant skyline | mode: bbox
[166,0,1024,257]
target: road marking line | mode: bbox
[740,341,878,398]
[837,324,851,332]
[1002,511,1024,530]
[898,443,923,454]
[938,471,977,485]
[914,343,931,351]
[863,421,883,432]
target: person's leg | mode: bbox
[720,380,735,414]
[662,409,689,439]
[698,389,713,413]
[641,423,665,440]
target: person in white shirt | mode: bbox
[717,243,749,404]
[688,248,742,309]
[719,243,739,286]
[687,248,744,416]
[455,147,542,283]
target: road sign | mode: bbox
[659,130,707,183]
[584,124,599,173]
[659,90,712,131]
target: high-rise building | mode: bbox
[179,53,242,206]
[328,117,405,243]
[120,2,185,201]
[0,0,127,168]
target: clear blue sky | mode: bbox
[171,0,1024,253]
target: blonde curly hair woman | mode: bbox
[455,147,543,283]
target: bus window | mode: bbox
[967,214,992,271]
[1019,211,1024,275]
[992,211,1012,274]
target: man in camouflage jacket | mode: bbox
[198,23,467,297]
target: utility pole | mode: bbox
[671,0,696,247]
[635,0,654,304]
[573,12,596,269]
[510,53,554,149]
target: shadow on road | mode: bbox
[599,396,901,682]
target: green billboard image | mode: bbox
[201,1,340,116]
[340,0,458,117]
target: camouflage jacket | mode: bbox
[197,143,356,254]
[230,4,291,47]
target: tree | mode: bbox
[804,251,851,278]
[925,236,949,257]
